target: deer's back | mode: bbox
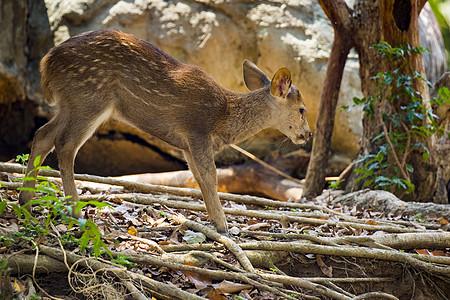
[40,30,228,143]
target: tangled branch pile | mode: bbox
[0,162,449,300]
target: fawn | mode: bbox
[19,30,311,233]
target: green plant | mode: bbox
[0,237,14,247]
[15,223,48,240]
[413,213,426,223]
[0,257,8,274]
[343,41,449,194]
[329,179,343,190]
[15,153,29,166]
[60,232,80,248]
[11,155,112,258]
[73,218,111,258]
[111,255,137,269]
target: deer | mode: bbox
[19,30,312,233]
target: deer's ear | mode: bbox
[270,68,292,98]
[243,60,270,91]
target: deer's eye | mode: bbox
[299,108,306,117]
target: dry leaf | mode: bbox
[182,261,212,289]
[127,226,138,236]
[316,255,333,278]
[243,222,270,231]
[13,279,25,292]
[416,249,432,255]
[228,226,240,235]
[218,280,253,293]
[430,250,445,256]
[207,289,227,300]
[247,219,260,225]
[437,218,449,224]
[365,220,379,226]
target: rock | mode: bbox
[420,3,447,85]
[0,0,27,104]
[430,72,450,204]
[1,0,447,175]
[0,0,33,159]
[42,0,364,159]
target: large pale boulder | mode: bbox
[41,0,363,158]
[0,0,446,175]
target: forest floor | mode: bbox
[0,162,449,300]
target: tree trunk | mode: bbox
[306,0,440,202]
[347,0,436,202]
[304,0,353,197]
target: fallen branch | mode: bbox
[1,254,66,275]
[331,232,450,250]
[229,144,304,185]
[126,251,354,300]
[3,161,444,298]
[327,189,450,218]
[168,212,256,273]
[238,241,450,277]
[3,162,442,232]
[105,193,429,233]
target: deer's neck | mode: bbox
[217,87,276,146]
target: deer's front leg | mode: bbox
[184,146,228,233]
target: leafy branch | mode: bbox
[342,41,449,194]
[0,155,112,258]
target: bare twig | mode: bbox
[229,144,304,185]
[377,99,410,182]
[39,245,204,300]
[399,119,412,169]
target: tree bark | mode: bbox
[304,0,354,197]
[306,0,439,202]
[348,0,435,202]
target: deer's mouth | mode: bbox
[293,133,311,144]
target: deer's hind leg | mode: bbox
[53,105,115,211]
[19,117,61,206]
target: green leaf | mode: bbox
[422,149,429,162]
[33,156,41,168]
[372,132,385,142]
[393,178,407,189]
[0,201,7,216]
[182,230,207,244]
[340,105,350,111]
[78,218,87,230]
[367,162,380,171]
[22,209,37,223]
[404,180,415,193]
[11,204,22,219]
[364,178,375,187]
[438,86,450,103]
[15,154,29,164]
[406,164,414,173]
[354,172,372,184]
[354,168,370,174]
[355,155,375,164]
[375,176,391,183]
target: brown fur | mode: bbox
[20,30,312,233]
